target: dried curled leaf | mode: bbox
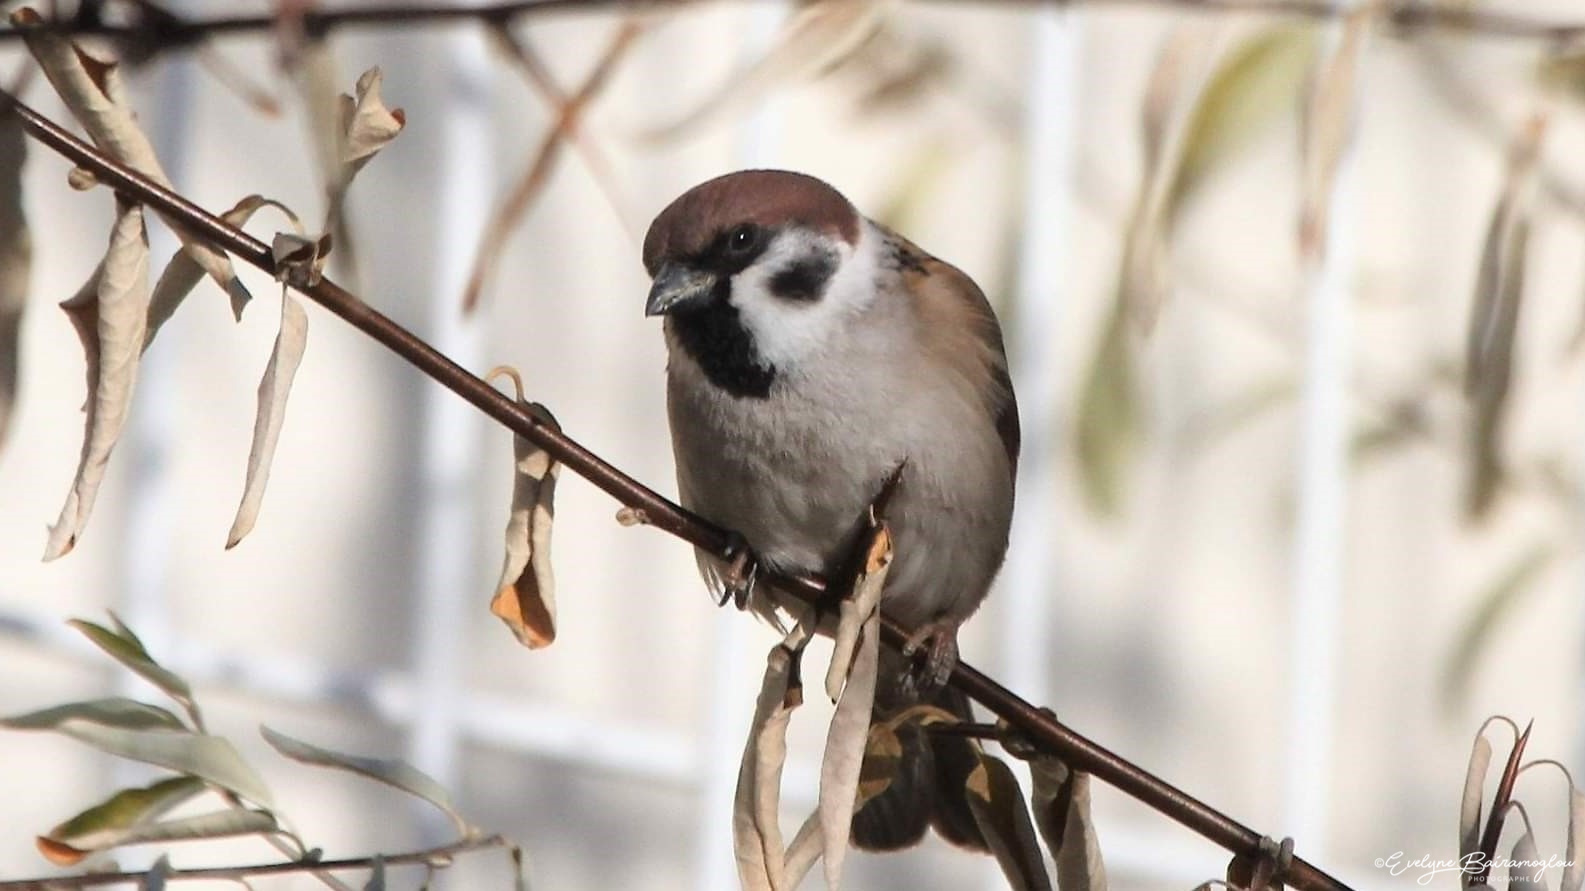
[825,524,891,701]
[226,294,309,548]
[271,232,331,289]
[965,755,1053,891]
[337,67,405,181]
[1463,115,1547,520]
[11,7,251,315]
[488,368,562,649]
[147,196,300,348]
[45,201,150,560]
[640,0,891,143]
[819,525,890,888]
[0,104,29,457]
[734,624,812,891]
[1509,806,1546,889]
[1461,727,1495,861]
[1029,755,1108,891]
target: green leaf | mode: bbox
[70,616,193,710]
[1441,544,1556,711]
[45,776,206,854]
[54,722,274,809]
[1167,26,1320,220]
[35,775,275,866]
[1074,301,1138,517]
[2,697,186,732]
[260,726,470,837]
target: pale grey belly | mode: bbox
[669,380,1010,628]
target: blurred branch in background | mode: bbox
[2,0,1585,46]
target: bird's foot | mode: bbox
[717,534,760,611]
[900,620,960,697]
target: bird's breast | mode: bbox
[666,343,1014,626]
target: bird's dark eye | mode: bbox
[725,224,758,255]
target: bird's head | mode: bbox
[642,170,877,396]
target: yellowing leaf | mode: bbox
[36,775,206,864]
[1168,27,1320,217]
[43,807,276,866]
[1074,302,1138,517]
[1464,115,1547,520]
[0,104,30,457]
[45,201,149,560]
[226,294,309,548]
[1121,26,1215,332]
[488,369,562,649]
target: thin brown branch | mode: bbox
[0,94,1356,891]
[0,0,1582,49]
[0,834,509,889]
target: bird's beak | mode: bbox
[645,263,717,317]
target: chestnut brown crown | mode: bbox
[642,170,860,276]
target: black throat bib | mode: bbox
[670,290,777,399]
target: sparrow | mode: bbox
[643,169,1020,851]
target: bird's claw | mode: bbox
[900,620,960,697]
[718,534,760,611]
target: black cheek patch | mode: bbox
[768,249,838,302]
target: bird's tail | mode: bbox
[849,648,988,852]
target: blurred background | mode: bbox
[1,0,1582,888]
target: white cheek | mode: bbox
[730,225,881,370]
